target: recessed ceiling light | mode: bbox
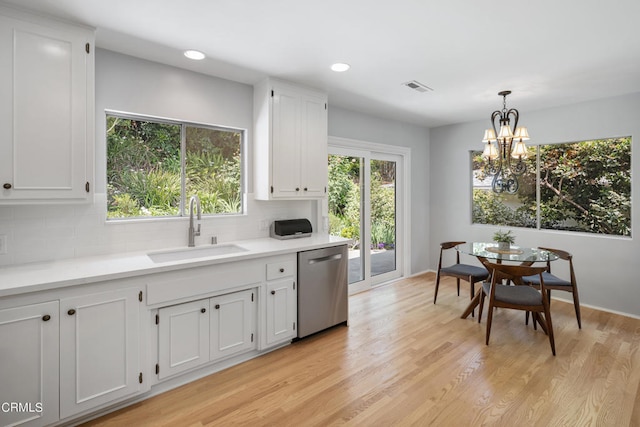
[184,50,205,60]
[331,63,350,72]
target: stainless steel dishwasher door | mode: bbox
[297,245,348,338]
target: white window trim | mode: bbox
[105,109,247,221]
[328,135,412,290]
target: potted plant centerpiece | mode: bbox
[493,229,515,251]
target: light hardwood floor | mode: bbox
[83,273,640,426]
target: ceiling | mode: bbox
[4,0,640,127]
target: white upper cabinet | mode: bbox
[254,78,328,200]
[0,6,94,203]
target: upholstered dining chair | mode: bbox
[478,262,556,356]
[521,247,581,329]
[434,241,489,305]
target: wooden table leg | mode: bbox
[533,312,549,335]
[460,255,490,319]
[461,288,482,319]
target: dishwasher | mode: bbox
[297,245,348,338]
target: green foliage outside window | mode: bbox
[107,115,242,219]
[328,155,396,249]
[472,136,631,236]
[328,155,361,245]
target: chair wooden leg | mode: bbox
[485,301,494,345]
[572,288,582,329]
[434,272,441,304]
[478,290,485,323]
[456,278,460,296]
[470,280,475,317]
[541,298,556,356]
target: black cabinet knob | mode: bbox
[271,290,276,295]
[67,309,76,316]
[279,268,285,273]
[215,304,220,309]
[42,315,51,322]
[201,308,206,313]
[3,183,11,189]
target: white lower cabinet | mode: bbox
[210,289,256,360]
[59,288,142,419]
[265,279,297,346]
[157,289,256,380]
[0,251,305,426]
[157,299,209,380]
[0,301,59,427]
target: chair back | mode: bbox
[484,262,549,295]
[538,247,576,284]
[438,241,465,270]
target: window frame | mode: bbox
[105,110,246,221]
[471,135,632,238]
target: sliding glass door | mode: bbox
[328,147,403,293]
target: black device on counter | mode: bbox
[270,219,313,239]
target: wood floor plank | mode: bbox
[82,273,640,427]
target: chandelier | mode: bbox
[481,90,530,194]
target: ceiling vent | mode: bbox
[403,80,433,93]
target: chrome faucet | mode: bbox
[188,195,201,247]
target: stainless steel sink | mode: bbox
[147,244,248,263]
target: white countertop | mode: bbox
[0,234,350,298]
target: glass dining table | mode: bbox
[457,242,558,319]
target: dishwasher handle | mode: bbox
[307,253,343,264]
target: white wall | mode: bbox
[0,49,314,265]
[328,106,431,275]
[429,92,640,317]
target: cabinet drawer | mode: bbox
[266,260,295,280]
[146,261,262,306]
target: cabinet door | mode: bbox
[266,279,297,346]
[271,86,302,198]
[0,11,93,202]
[157,299,209,380]
[0,301,59,427]
[210,289,256,361]
[299,93,328,197]
[60,288,141,419]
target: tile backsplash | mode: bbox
[0,193,317,266]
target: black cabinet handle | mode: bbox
[304,187,308,191]
[42,315,51,322]
[295,187,300,191]
[271,290,276,295]
[3,183,11,189]
[201,308,206,313]
[67,309,76,316]
[279,268,285,273]
[215,304,220,309]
